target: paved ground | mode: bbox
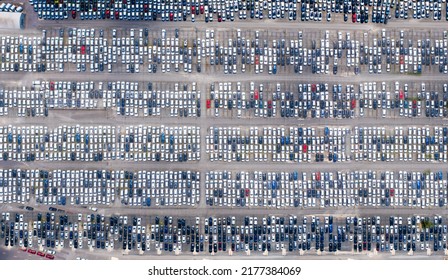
[2,246,446,260]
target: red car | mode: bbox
[45,254,54,260]
[50,81,55,91]
[71,11,76,19]
[200,5,204,14]
[81,45,86,55]
[302,144,308,153]
[351,99,356,109]
[390,189,395,197]
[245,189,250,197]
[352,13,357,23]
[20,247,27,252]
[27,249,37,254]
[267,100,272,109]
[206,99,211,109]
[254,90,259,100]
[115,11,120,20]
[399,90,404,99]
[169,13,174,21]
[315,172,321,181]
[106,10,110,19]
[37,251,45,257]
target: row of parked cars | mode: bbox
[1,124,447,164]
[105,81,201,117]
[1,213,204,253]
[205,170,448,208]
[0,125,201,162]
[351,126,448,163]
[1,79,447,119]
[0,169,200,206]
[2,213,447,255]
[205,214,448,254]
[1,28,448,75]
[0,81,200,118]
[0,3,24,12]
[2,167,448,209]
[206,81,448,119]
[357,81,448,118]
[28,0,448,23]
[207,126,349,163]
[206,125,448,163]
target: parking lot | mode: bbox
[0,124,200,162]
[0,80,201,118]
[206,81,448,119]
[1,28,448,76]
[205,170,448,208]
[1,211,448,258]
[205,125,448,163]
[2,2,448,260]
[2,80,448,119]
[0,168,200,207]
[25,0,448,24]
